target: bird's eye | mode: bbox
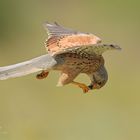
[98,82,102,85]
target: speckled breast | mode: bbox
[54,52,104,73]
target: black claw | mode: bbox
[88,84,93,90]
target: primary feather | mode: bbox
[44,22,101,55]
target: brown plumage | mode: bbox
[37,22,121,93]
[0,22,121,93]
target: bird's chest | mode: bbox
[54,53,104,73]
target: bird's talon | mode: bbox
[78,84,89,93]
[88,84,93,90]
[36,71,49,79]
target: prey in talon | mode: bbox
[0,21,121,93]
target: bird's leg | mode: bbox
[71,81,89,93]
[36,70,49,79]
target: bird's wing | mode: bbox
[44,22,101,55]
[0,54,57,80]
[54,44,121,56]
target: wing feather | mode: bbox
[44,21,80,36]
[44,22,101,55]
[53,44,121,56]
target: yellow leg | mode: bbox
[36,71,49,79]
[71,81,89,93]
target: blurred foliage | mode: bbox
[0,0,140,140]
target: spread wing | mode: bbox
[44,22,101,55]
[53,44,121,56]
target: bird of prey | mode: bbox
[0,22,121,93]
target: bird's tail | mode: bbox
[0,54,57,80]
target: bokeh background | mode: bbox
[0,0,140,140]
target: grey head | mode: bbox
[88,65,108,90]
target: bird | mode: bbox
[0,22,121,93]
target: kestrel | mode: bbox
[0,22,121,93]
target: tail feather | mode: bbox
[0,54,57,80]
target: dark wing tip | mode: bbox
[43,21,80,36]
[43,21,59,29]
[110,44,122,50]
[103,44,122,50]
[54,21,60,26]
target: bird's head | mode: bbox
[88,65,108,90]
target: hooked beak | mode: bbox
[93,83,101,89]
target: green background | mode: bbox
[0,0,140,140]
